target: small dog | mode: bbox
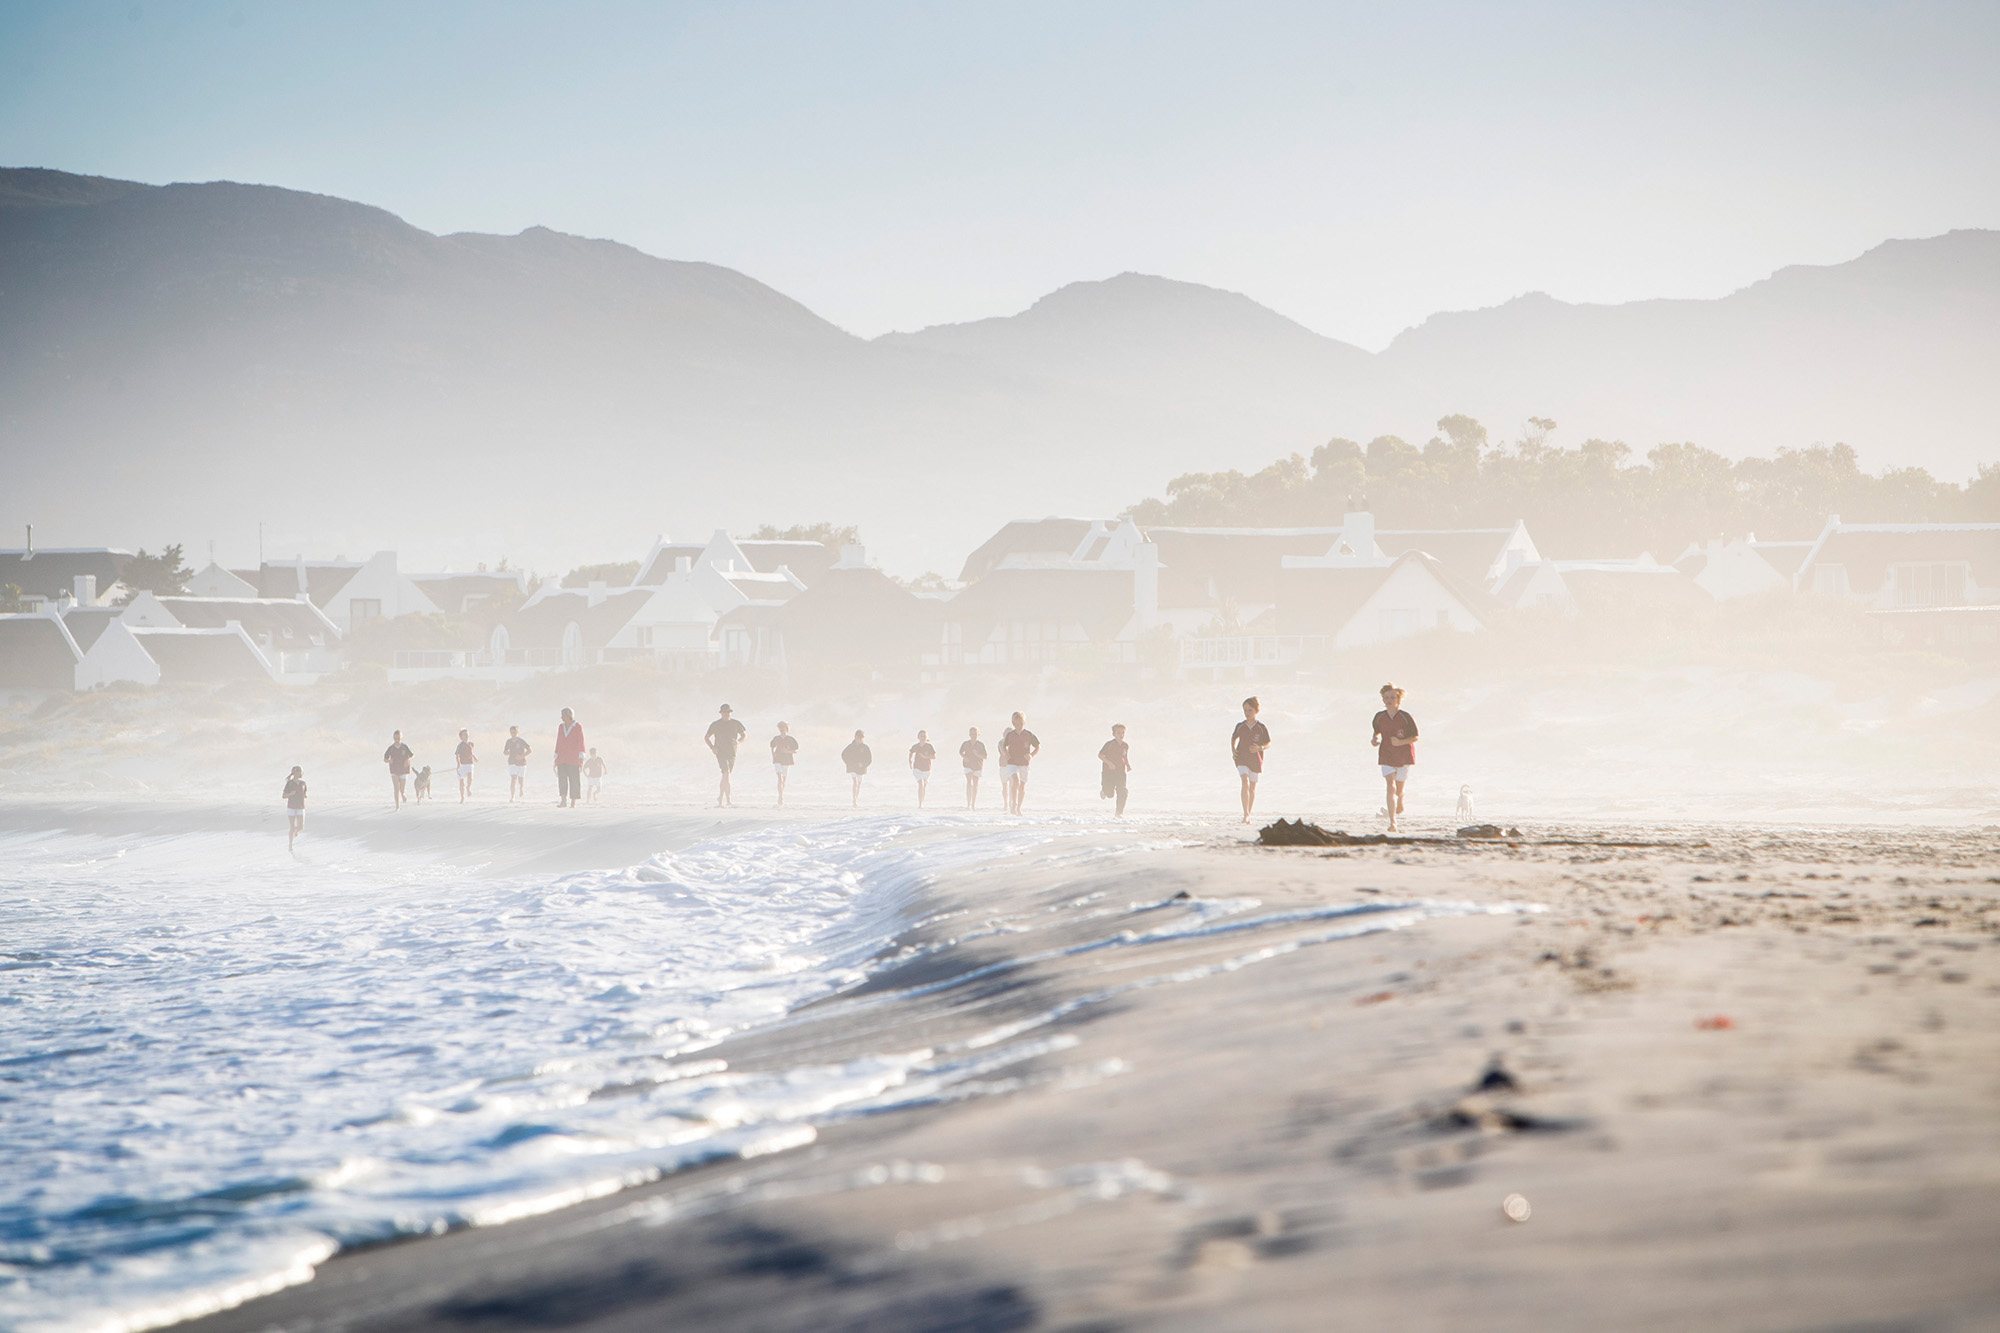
[1455,784,1475,817]
[413,765,433,803]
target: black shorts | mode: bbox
[714,750,737,773]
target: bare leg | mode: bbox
[1116,783,1127,817]
[852,776,861,808]
[1384,775,1399,831]
[1240,775,1257,823]
[776,771,787,807]
[916,778,927,808]
[1394,779,1406,815]
[1016,778,1028,815]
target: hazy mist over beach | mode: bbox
[3,5,1999,1332]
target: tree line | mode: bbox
[1126,417,2000,559]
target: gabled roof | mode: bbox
[724,566,935,666]
[1375,528,1521,588]
[944,567,1139,642]
[0,614,82,688]
[958,519,1103,582]
[405,572,526,614]
[502,588,655,650]
[1145,528,1353,611]
[723,571,802,603]
[1277,551,1493,636]
[634,544,707,586]
[58,606,126,651]
[258,561,362,605]
[0,549,132,599]
[738,541,837,584]
[1795,523,2000,592]
[1750,541,1814,580]
[156,596,342,645]
[127,628,272,682]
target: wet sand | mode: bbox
[173,817,2000,1333]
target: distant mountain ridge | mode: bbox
[1,166,1993,574]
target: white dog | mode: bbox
[1455,784,1475,817]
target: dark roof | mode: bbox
[1275,552,1492,636]
[1802,525,2000,592]
[1751,541,1814,580]
[634,545,708,586]
[1144,529,1347,611]
[957,520,1099,582]
[0,616,80,688]
[738,541,837,584]
[406,573,522,614]
[156,597,338,646]
[725,574,801,603]
[58,606,124,651]
[1375,529,1517,587]
[128,629,271,682]
[944,568,1139,642]
[1561,569,1712,615]
[257,562,361,606]
[503,589,654,650]
[749,567,934,668]
[0,549,131,599]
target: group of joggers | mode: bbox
[278,685,1420,851]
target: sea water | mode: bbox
[0,815,1080,1333]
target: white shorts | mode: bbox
[964,767,982,777]
[912,767,930,781]
[458,764,474,779]
[1380,765,1412,781]
[1236,766,1260,782]
[285,808,304,821]
[774,763,791,776]
[508,765,526,778]
[1001,764,1027,780]
[587,778,601,791]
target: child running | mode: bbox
[1230,697,1270,824]
[282,766,307,852]
[999,712,1039,815]
[960,726,987,810]
[383,731,414,809]
[909,730,936,807]
[583,748,607,803]
[1098,724,1132,817]
[454,729,476,802]
[1372,683,1419,832]
[503,725,531,802]
[841,730,872,808]
[770,722,798,806]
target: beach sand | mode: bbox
[184,817,2000,1332]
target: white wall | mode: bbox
[76,619,162,689]
[1335,560,1482,650]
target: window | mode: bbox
[349,599,382,623]
[1893,563,1968,608]
[635,625,653,647]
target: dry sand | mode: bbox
[186,816,2000,1333]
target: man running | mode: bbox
[383,730,414,809]
[1230,697,1270,824]
[584,748,608,803]
[771,722,798,806]
[554,708,585,808]
[503,725,531,802]
[454,729,477,803]
[841,730,872,808]
[1098,724,1132,817]
[999,712,1039,815]
[282,766,307,852]
[959,726,987,810]
[1372,684,1419,833]
[705,704,747,808]
[909,730,936,807]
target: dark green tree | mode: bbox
[119,545,192,599]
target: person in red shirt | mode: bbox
[1372,684,1419,833]
[454,729,477,803]
[998,713,1039,815]
[1230,697,1271,824]
[553,708,586,808]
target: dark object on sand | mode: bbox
[1256,820,1702,852]
[1457,824,1523,840]
[1474,1058,1520,1093]
[1257,819,1343,846]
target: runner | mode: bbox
[382,730,414,809]
[454,729,476,803]
[908,730,936,808]
[841,730,872,808]
[1230,697,1271,824]
[503,725,531,802]
[282,766,307,852]
[554,708,585,808]
[959,726,987,811]
[1098,723,1132,817]
[704,704,747,808]
[770,722,799,806]
[999,712,1040,815]
[584,748,608,803]
[1372,684,1419,833]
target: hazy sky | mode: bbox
[3,1,1998,348]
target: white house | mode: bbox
[184,562,260,598]
[1276,543,1487,649]
[1494,554,1711,617]
[936,520,1161,671]
[1673,536,1815,601]
[74,619,163,690]
[256,552,439,631]
[1794,517,2000,606]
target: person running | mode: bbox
[959,726,987,810]
[1372,684,1419,833]
[454,729,477,803]
[503,725,531,802]
[1098,724,1132,817]
[584,748,608,803]
[770,722,799,805]
[841,730,872,808]
[909,730,936,807]
[282,766,307,852]
[383,730,414,809]
[1230,697,1271,824]
[999,712,1040,815]
[705,704,747,808]
[554,708,585,808]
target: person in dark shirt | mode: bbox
[383,731,414,809]
[454,729,477,803]
[999,712,1040,815]
[704,704,748,808]
[770,722,799,807]
[1372,683,1420,833]
[583,748,608,803]
[908,731,937,808]
[503,726,531,802]
[1230,697,1271,824]
[959,727,987,811]
[282,766,307,852]
[1098,724,1132,817]
[841,730,872,808]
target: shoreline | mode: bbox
[166,817,2000,1332]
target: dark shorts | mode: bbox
[1101,769,1127,798]
[714,749,737,773]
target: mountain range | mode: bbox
[2,165,1994,575]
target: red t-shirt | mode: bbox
[555,722,586,765]
[1374,710,1418,766]
[1231,719,1270,771]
